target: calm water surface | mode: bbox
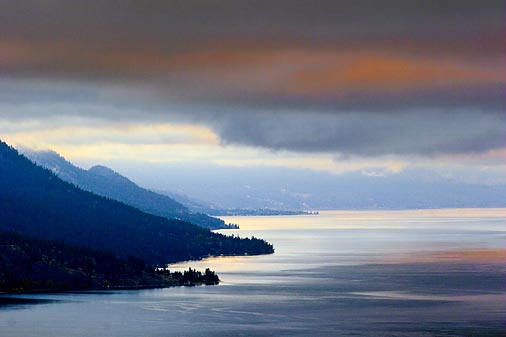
[1,209,505,336]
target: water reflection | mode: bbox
[1,209,505,336]
[0,297,61,310]
[171,209,506,282]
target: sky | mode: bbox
[1,1,505,181]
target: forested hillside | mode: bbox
[0,141,273,266]
[24,150,233,229]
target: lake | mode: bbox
[1,209,505,336]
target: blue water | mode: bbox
[1,209,505,336]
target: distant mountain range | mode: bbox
[23,150,235,230]
[156,189,309,216]
[116,163,506,210]
[22,148,506,214]
[0,141,273,266]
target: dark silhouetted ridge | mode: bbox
[0,141,274,268]
[23,149,233,229]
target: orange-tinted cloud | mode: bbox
[2,40,504,101]
[1,0,505,157]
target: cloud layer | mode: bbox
[0,1,505,156]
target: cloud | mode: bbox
[1,1,504,43]
[1,1,504,91]
[0,1,505,157]
[1,79,505,157]
[215,109,506,156]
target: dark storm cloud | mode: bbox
[1,1,504,42]
[1,0,504,76]
[0,0,505,156]
[215,110,506,156]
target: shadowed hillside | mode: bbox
[0,229,219,292]
[23,150,234,230]
[0,141,274,266]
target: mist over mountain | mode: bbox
[0,141,273,266]
[23,150,233,229]
[111,163,506,210]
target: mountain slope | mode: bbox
[23,150,232,229]
[0,141,273,265]
[122,163,506,210]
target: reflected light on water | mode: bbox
[171,208,506,280]
[2,208,506,336]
